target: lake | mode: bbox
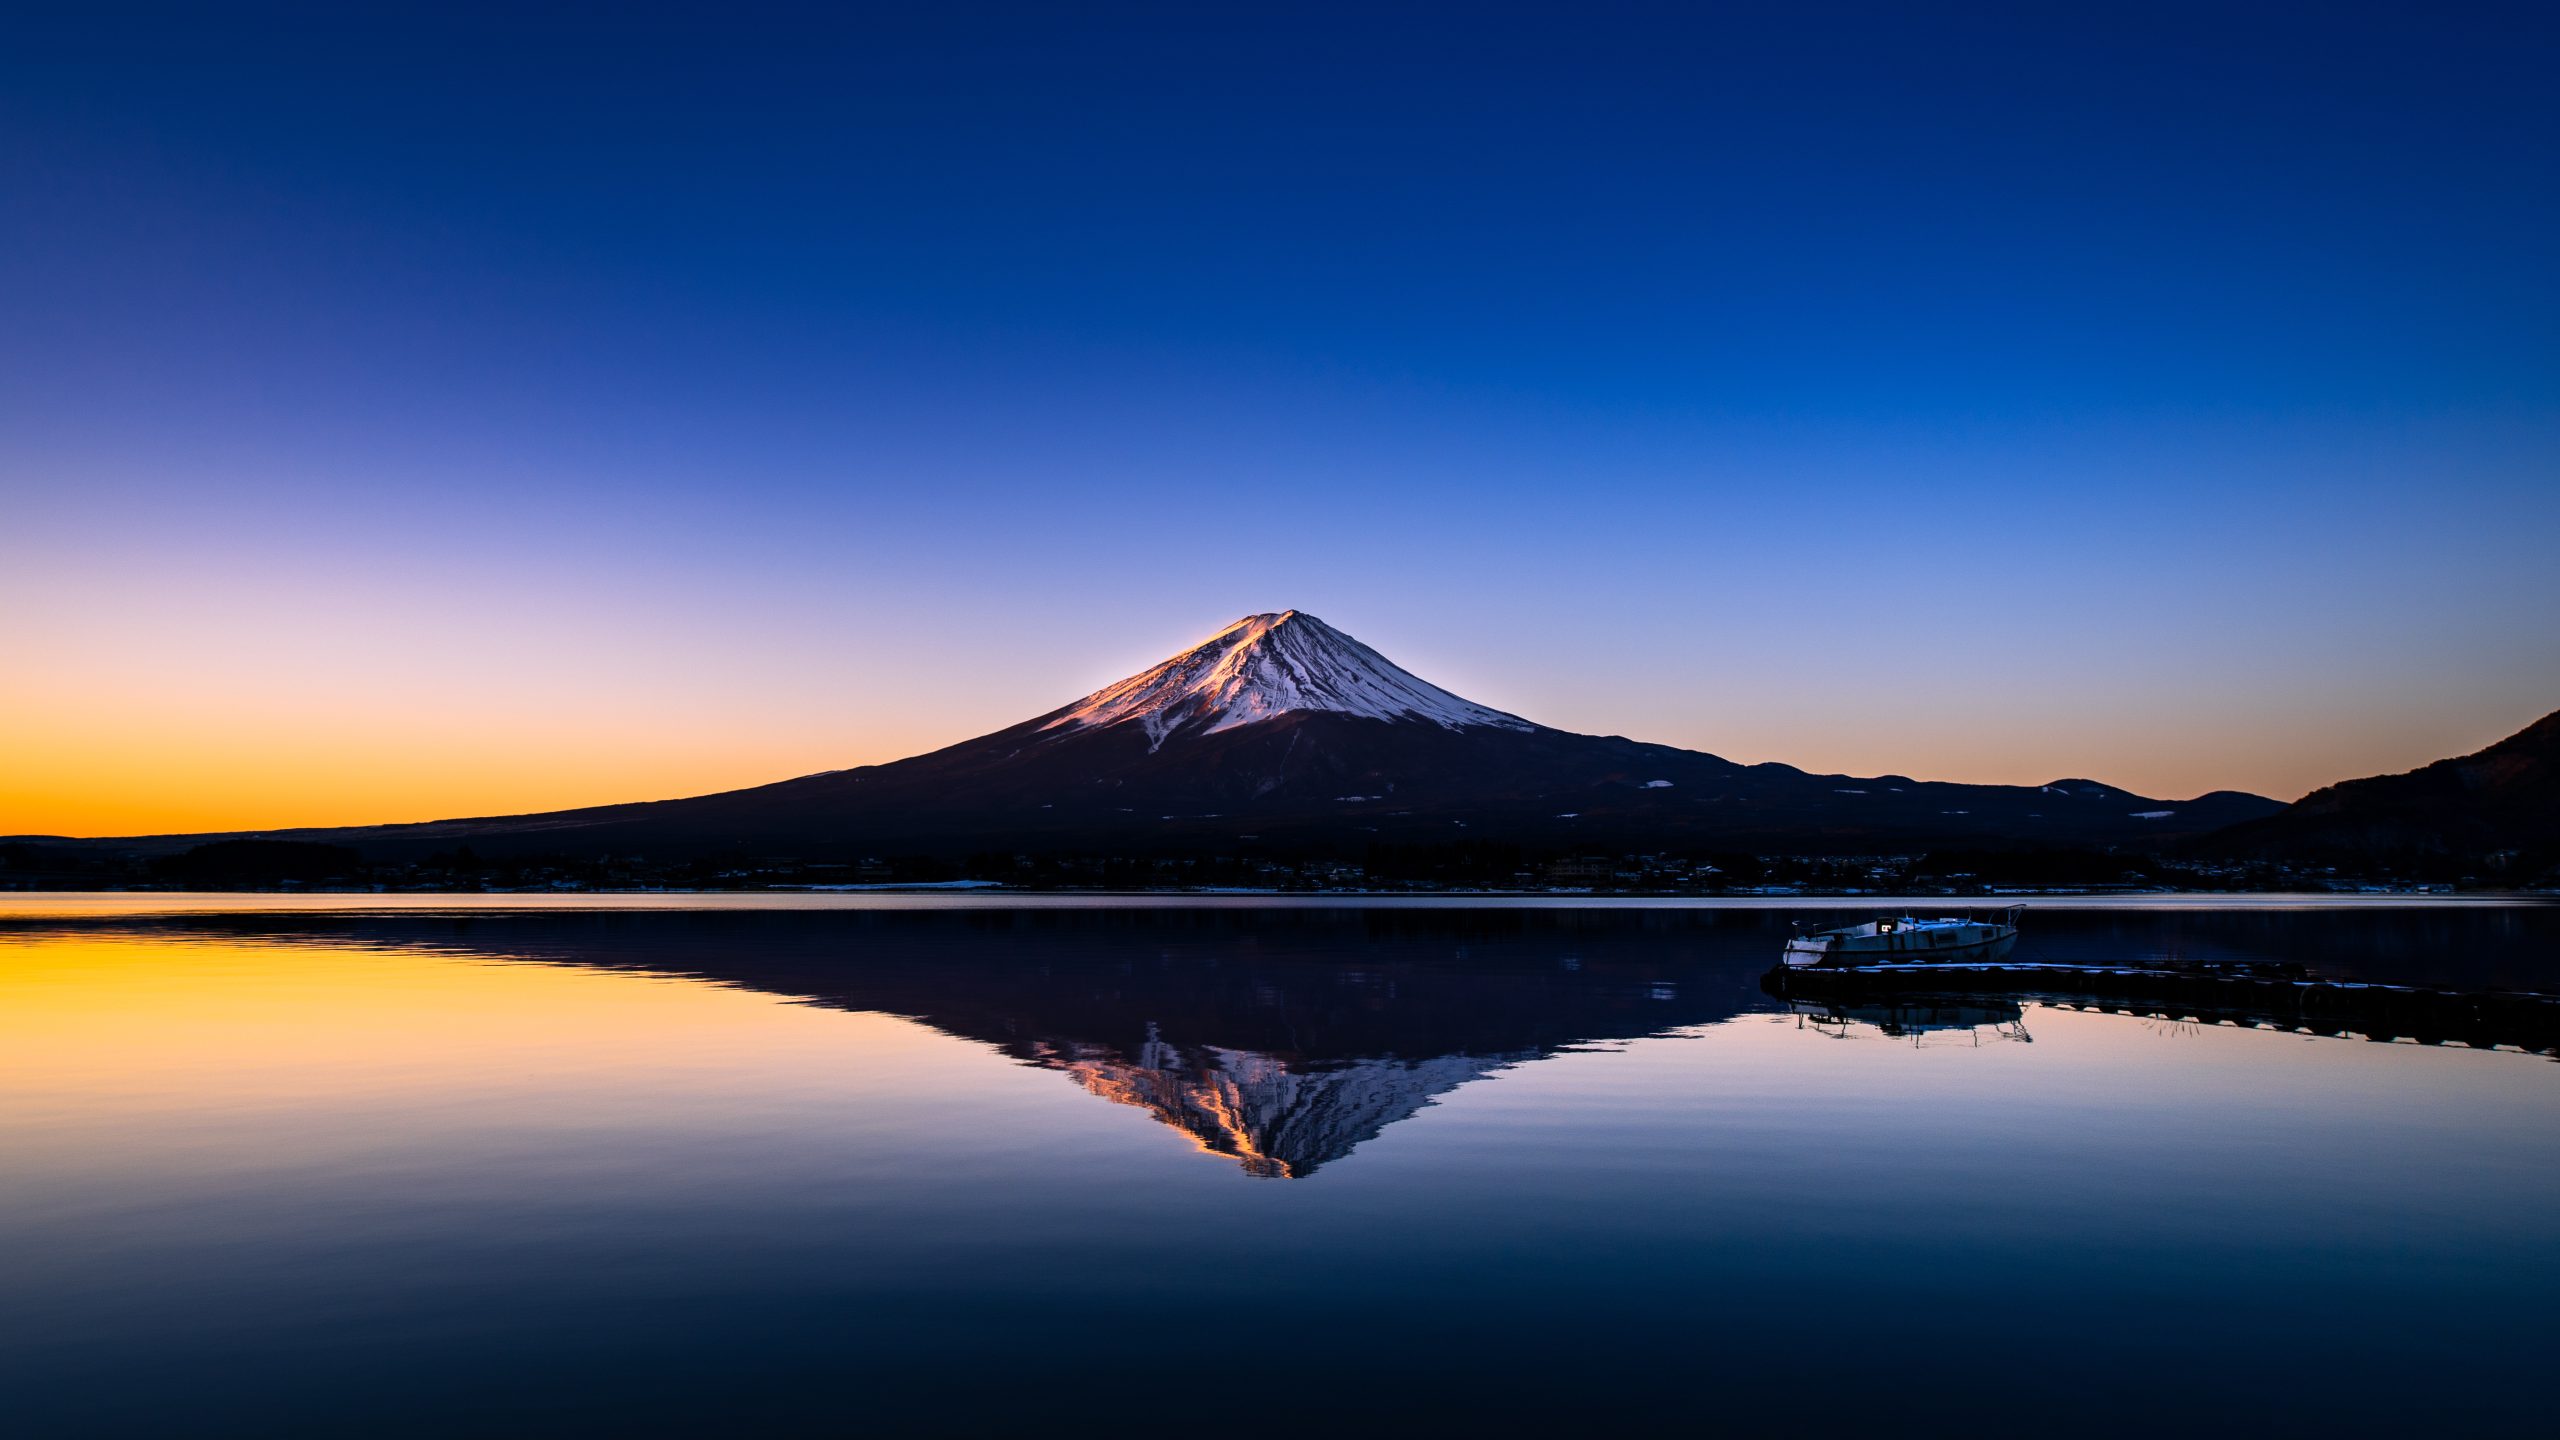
[2,896,2554,1435]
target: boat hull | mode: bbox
[1783,929,2019,969]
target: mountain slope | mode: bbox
[2205,708,2560,866]
[37,610,2283,858]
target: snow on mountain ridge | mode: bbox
[1041,610,1535,748]
[1056,1022,1522,1178]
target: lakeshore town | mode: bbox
[5,838,2536,896]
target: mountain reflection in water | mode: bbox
[16,902,2553,1177]
[3,899,2557,1437]
[1054,1030,1521,1177]
[34,907,1773,1177]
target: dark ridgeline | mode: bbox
[18,903,2554,1176]
[2203,708,2560,877]
[24,611,2283,864]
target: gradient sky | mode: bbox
[5,2,2557,836]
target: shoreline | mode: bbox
[4,888,2553,920]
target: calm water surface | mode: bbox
[2,898,2554,1435]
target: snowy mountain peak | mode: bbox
[1041,611,1536,747]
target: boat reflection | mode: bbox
[1784,997,2033,1047]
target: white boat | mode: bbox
[1781,907,2023,969]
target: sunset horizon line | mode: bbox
[14,604,2549,840]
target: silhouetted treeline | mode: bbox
[1363,841,1528,885]
[2,835,2544,893]
[150,840,366,886]
[1911,847,2163,887]
[0,841,137,888]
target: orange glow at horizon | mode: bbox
[0,736,855,839]
[0,932,988,1128]
[0,709,936,838]
[5,600,2544,837]
[7,685,2533,838]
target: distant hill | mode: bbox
[2205,709,2560,872]
[22,610,2282,861]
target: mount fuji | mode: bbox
[56,610,2283,858]
[1040,611,1533,745]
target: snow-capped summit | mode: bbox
[1040,610,1535,748]
[132,609,2287,861]
[1057,1032,1523,1179]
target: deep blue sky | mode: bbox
[5,2,2557,831]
